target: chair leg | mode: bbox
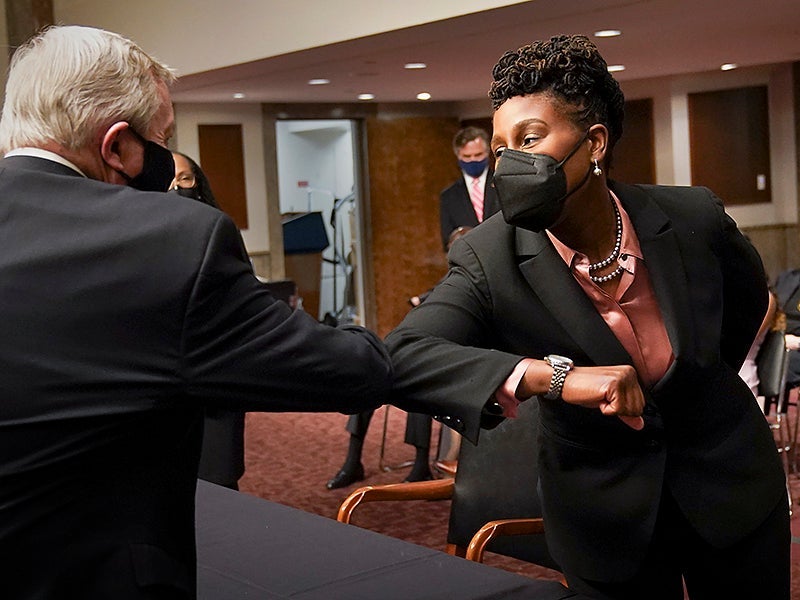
[436,424,461,462]
[766,396,793,515]
[789,385,799,475]
[378,406,414,473]
[446,543,466,558]
[780,414,793,514]
[773,411,793,515]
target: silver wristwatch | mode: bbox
[544,354,574,400]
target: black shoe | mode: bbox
[404,469,433,483]
[326,463,365,490]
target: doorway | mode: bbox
[275,119,365,325]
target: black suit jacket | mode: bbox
[0,156,391,599]
[439,171,500,250]
[388,182,784,581]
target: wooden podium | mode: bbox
[281,212,329,319]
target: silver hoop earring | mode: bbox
[592,159,602,177]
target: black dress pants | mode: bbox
[565,488,790,600]
[345,409,431,449]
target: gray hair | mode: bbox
[0,25,175,153]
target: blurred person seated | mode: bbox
[169,151,245,490]
[775,267,800,391]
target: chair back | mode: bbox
[756,329,788,406]
[447,399,558,569]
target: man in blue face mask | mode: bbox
[439,126,500,251]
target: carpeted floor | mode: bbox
[238,404,800,594]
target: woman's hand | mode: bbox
[561,365,645,430]
[519,361,645,430]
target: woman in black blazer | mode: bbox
[387,35,788,599]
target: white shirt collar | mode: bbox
[5,147,88,178]
[461,167,488,187]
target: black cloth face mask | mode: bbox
[493,132,593,232]
[169,186,202,202]
[116,128,175,192]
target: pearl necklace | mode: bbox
[589,198,623,284]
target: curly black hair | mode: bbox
[489,35,625,150]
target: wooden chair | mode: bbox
[337,400,560,571]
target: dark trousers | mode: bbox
[787,349,800,386]
[566,488,790,600]
[346,409,431,449]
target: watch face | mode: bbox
[546,354,573,369]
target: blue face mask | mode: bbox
[458,158,488,178]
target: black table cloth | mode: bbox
[195,480,585,599]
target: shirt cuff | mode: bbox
[493,358,534,418]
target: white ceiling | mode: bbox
[170,0,800,106]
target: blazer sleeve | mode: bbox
[180,214,392,413]
[386,238,525,443]
[713,194,768,370]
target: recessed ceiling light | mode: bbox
[720,63,738,71]
[232,92,246,99]
[607,65,625,73]
[416,92,431,101]
[404,62,427,70]
[358,93,375,101]
[594,29,622,38]
[308,78,330,85]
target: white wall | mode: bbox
[53,0,526,77]
[0,8,7,86]
[276,121,354,213]
[173,103,269,252]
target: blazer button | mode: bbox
[646,439,662,451]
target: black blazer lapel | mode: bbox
[515,228,633,367]
[612,182,692,359]
[483,171,500,220]
[452,178,480,227]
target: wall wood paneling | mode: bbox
[688,86,771,206]
[367,116,460,337]
[611,98,656,184]
[198,124,249,228]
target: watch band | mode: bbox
[544,355,573,400]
